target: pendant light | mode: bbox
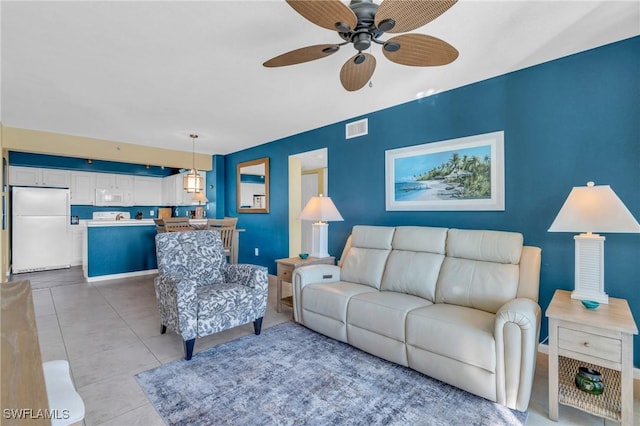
[184,133,203,193]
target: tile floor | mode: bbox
[9,267,639,425]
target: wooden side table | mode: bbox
[275,256,335,313]
[546,289,638,425]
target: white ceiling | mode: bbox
[2,1,638,157]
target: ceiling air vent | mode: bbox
[345,118,368,139]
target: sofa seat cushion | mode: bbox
[347,291,433,342]
[406,304,496,373]
[302,281,377,323]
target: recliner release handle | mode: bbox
[323,274,333,279]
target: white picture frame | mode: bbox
[385,131,505,211]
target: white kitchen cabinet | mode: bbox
[161,176,175,206]
[10,166,39,186]
[95,173,134,190]
[71,225,86,266]
[134,176,162,206]
[10,166,70,188]
[162,172,206,206]
[70,171,96,205]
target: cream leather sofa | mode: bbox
[292,225,542,411]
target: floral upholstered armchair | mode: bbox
[154,230,269,360]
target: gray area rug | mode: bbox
[136,322,527,426]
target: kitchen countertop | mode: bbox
[86,219,155,227]
[86,218,208,227]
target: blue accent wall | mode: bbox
[225,37,640,365]
[213,155,226,218]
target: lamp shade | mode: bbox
[192,192,208,203]
[548,183,640,233]
[184,170,203,193]
[299,195,344,222]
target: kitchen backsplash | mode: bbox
[71,205,213,220]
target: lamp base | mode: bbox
[573,233,609,304]
[571,289,609,304]
[309,222,330,258]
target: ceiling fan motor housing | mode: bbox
[339,0,384,52]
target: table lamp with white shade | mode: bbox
[548,181,640,304]
[192,192,208,219]
[299,194,344,258]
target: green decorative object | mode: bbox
[581,299,600,310]
[575,367,604,395]
[299,253,309,259]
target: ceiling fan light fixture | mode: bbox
[353,32,371,51]
[377,18,395,32]
[383,41,400,52]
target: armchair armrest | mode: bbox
[154,274,199,340]
[224,264,269,293]
[224,264,269,319]
[494,298,541,411]
[292,264,341,323]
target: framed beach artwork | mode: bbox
[385,131,505,211]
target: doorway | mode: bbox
[288,148,327,257]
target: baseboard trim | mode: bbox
[538,342,640,380]
[86,269,158,283]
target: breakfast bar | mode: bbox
[83,219,158,281]
[82,216,240,281]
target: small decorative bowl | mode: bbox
[299,253,309,260]
[581,300,600,310]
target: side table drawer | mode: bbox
[559,327,621,363]
[278,265,294,283]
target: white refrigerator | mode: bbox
[12,187,71,273]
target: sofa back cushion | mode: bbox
[380,226,447,301]
[435,229,523,313]
[341,226,395,289]
[446,228,523,264]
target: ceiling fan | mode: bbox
[263,0,459,92]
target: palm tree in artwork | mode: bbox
[448,152,461,172]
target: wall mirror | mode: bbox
[237,157,269,213]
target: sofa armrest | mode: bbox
[154,274,199,341]
[494,298,541,411]
[292,264,341,323]
[517,246,542,301]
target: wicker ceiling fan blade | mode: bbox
[263,44,340,67]
[340,53,376,92]
[375,0,457,33]
[383,34,458,66]
[286,0,357,32]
